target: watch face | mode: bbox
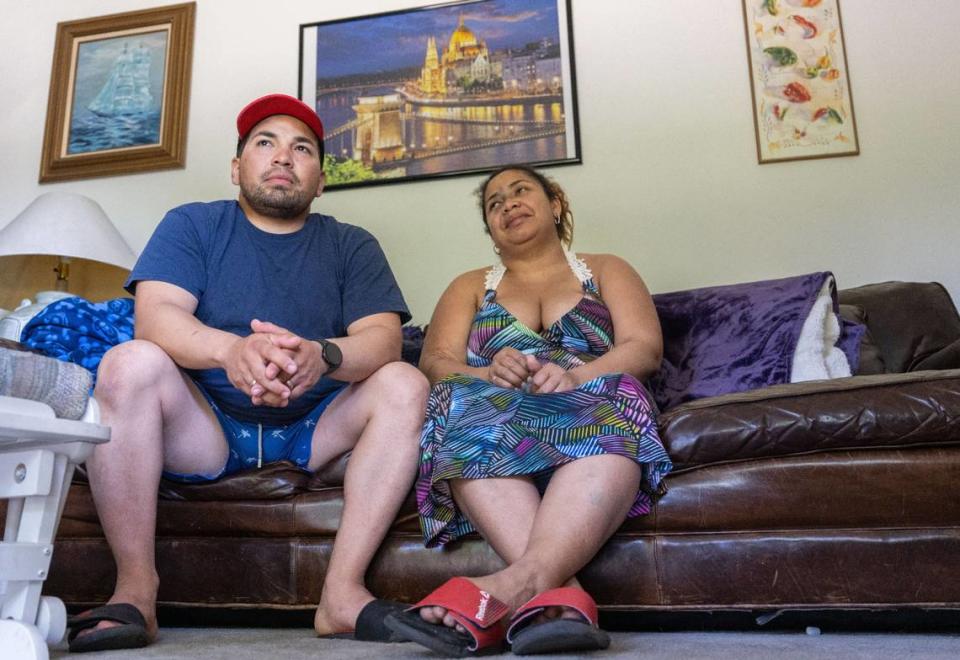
[322,340,342,368]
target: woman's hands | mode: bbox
[528,362,580,394]
[486,347,534,389]
[487,348,580,394]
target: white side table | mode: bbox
[0,395,108,660]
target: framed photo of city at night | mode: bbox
[39,3,195,182]
[742,0,859,164]
[299,0,580,190]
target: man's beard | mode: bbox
[240,179,314,220]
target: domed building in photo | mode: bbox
[443,15,486,67]
[419,15,501,96]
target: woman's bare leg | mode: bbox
[420,454,640,628]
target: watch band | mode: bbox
[316,338,342,375]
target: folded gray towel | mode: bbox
[0,347,92,420]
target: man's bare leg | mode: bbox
[79,340,229,640]
[310,362,429,635]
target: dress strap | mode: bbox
[484,251,598,294]
[565,250,601,297]
[564,250,592,284]
[484,262,507,291]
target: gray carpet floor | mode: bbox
[50,628,960,659]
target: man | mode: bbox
[67,94,428,652]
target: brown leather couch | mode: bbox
[44,281,960,614]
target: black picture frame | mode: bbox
[299,0,580,190]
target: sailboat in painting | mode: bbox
[88,42,153,116]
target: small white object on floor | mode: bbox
[806,626,822,636]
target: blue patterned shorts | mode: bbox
[163,384,346,483]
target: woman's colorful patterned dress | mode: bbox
[417,253,672,546]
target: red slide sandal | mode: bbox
[385,577,510,657]
[506,586,610,655]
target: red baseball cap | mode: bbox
[236,93,324,143]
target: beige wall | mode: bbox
[1,0,958,321]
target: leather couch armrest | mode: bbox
[839,282,960,372]
[659,369,960,470]
[913,337,960,371]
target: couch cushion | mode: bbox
[621,446,960,533]
[839,281,960,373]
[155,462,313,501]
[151,452,351,501]
[658,369,960,470]
[59,479,422,538]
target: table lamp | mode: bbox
[0,192,136,289]
[0,192,137,339]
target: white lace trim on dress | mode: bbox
[564,249,593,284]
[484,250,591,291]
[484,262,507,290]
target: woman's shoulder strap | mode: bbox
[564,250,600,295]
[484,262,506,292]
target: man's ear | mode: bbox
[231,156,240,186]
[315,171,326,198]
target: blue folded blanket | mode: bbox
[21,297,134,385]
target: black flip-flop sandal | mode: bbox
[67,603,151,653]
[320,599,410,642]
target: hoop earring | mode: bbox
[554,214,561,226]
[493,245,501,255]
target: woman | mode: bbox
[385,165,672,656]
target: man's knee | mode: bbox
[95,340,179,403]
[366,361,429,410]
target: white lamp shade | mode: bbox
[0,192,137,270]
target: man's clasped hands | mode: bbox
[224,319,325,407]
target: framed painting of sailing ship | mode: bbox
[742,0,859,164]
[39,3,195,182]
[299,0,580,190]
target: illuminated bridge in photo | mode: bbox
[324,124,565,161]
[322,93,567,162]
[401,125,566,160]
[399,112,564,127]
[323,114,565,140]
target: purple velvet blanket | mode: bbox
[648,272,863,411]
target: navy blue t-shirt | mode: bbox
[126,200,410,424]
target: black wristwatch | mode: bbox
[316,338,342,375]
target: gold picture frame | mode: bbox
[39,2,195,183]
[742,0,859,164]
